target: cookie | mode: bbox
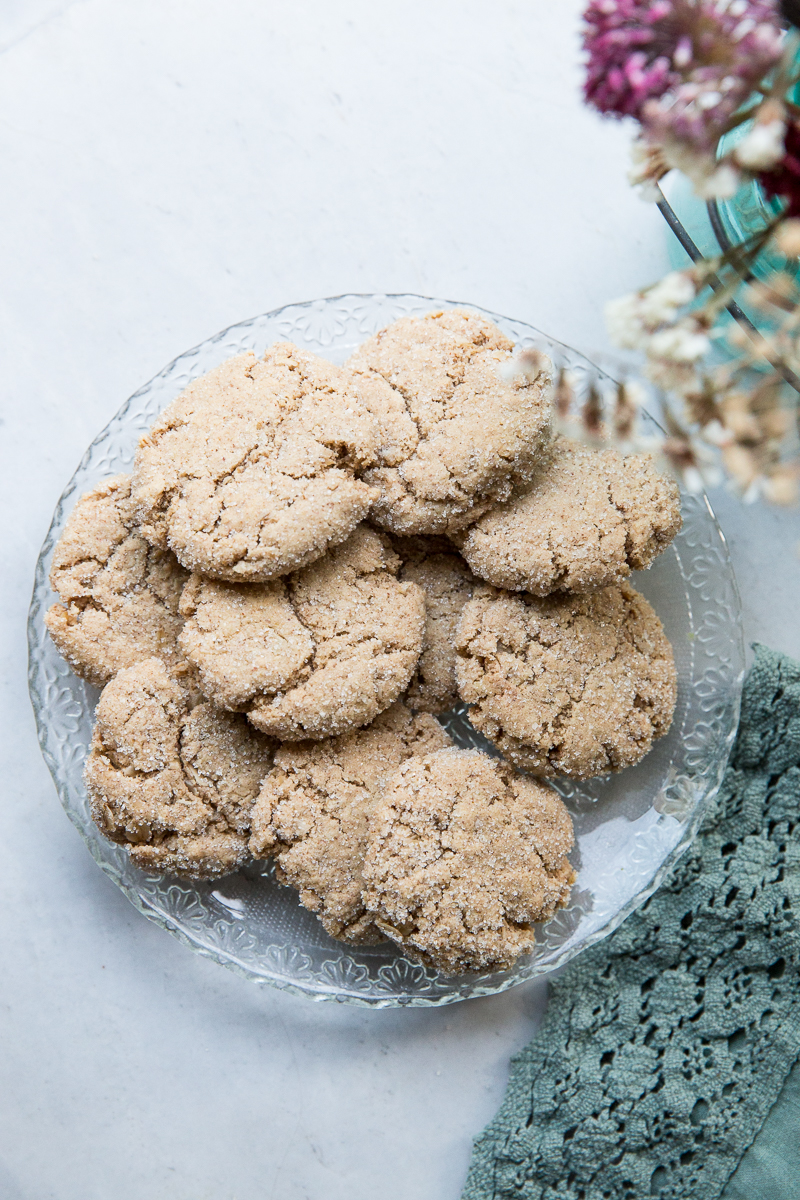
[390,536,475,714]
[347,310,552,534]
[249,702,452,944]
[85,658,275,879]
[132,343,380,582]
[177,575,314,712]
[178,525,427,740]
[45,475,190,688]
[451,437,682,595]
[455,582,677,778]
[362,749,575,974]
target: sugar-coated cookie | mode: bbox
[85,659,275,879]
[347,310,552,534]
[45,475,190,688]
[132,344,380,581]
[249,702,452,944]
[456,582,677,778]
[451,437,681,595]
[362,749,575,974]
[178,525,426,740]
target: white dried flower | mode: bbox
[640,271,696,322]
[627,138,667,200]
[498,347,550,384]
[620,379,648,409]
[646,358,702,394]
[691,444,724,490]
[605,293,648,350]
[722,442,760,490]
[724,407,762,441]
[775,219,800,258]
[605,273,697,352]
[734,119,786,170]
[702,418,735,447]
[662,138,741,198]
[648,322,711,363]
[763,467,800,506]
[683,466,706,493]
[694,161,741,200]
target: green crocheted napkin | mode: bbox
[463,644,800,1200]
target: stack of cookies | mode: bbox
[46,309,682,975]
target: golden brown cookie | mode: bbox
[85,658,275,879]
[45,475,190,688]
[362,749,575,974]
[456,582,677,778]
[178,525,427,740]
[451,437,681,595]
[249,702,452,944]
[132,343,380,582]
[347,310,552,535]
[389,536,475,714]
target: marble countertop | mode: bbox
[2,3,799,1198]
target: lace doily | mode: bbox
[463,644,800,1200]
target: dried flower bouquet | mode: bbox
[571,0,800,502]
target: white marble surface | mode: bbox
[1,3,799,1198]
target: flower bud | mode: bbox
[775,219,800,257]
[763,467,799,505]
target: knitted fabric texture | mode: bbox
[462,644,800,1200]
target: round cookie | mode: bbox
[86,658,275,879]
[455,582,677,779]
[132,343,380,582]
[390,536,475,714]
[451,437,682,595]
[362,749,575,975]
[249,702,452,944]
[178,525,427,740]
[45,475,190,688]
[347,309,552,535]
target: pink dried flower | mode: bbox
[642,4,783,159]
[644,53,781,153]
[585,1,783,121]
[585,0,785,191]
[583,0,677,118]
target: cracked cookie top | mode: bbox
[178,525,427,740]
[456,582,677,778]
[45,475,190,688]
[249,702,452,944]
[451,436,682,595]
[389,535,476,714]
[347,310,552,535]
[361,749,575,975]
[85,658,275,879]
[132,343,380,582]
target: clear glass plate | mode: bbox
[27,293,745,1007]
